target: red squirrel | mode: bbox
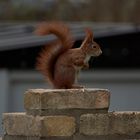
[35,22,102,89]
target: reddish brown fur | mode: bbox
[36,22,74,86]
[36,22,102,89]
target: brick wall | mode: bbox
[2,89,140,140]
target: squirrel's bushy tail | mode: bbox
[35,22,74,86]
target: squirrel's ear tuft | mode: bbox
[85,28,94,40]
[80,28,94,48]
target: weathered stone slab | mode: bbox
[24,88,110,115]
[3,113,75,137]
[80,112,140,136]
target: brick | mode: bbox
[3,113,41,136]
[80,112,140,136]
[3,113,75,137]
[111,112,140,135]
[80,114,109,135]
[24,88,110,115]
[42,116,75,136]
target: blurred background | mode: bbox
[0,0,140,135]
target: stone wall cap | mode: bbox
[24,88,110,110]
[27,88,110,93]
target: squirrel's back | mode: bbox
[35,22,74,87]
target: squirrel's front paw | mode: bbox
[83,63,89,69]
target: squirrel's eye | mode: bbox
[92,45,96,48]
